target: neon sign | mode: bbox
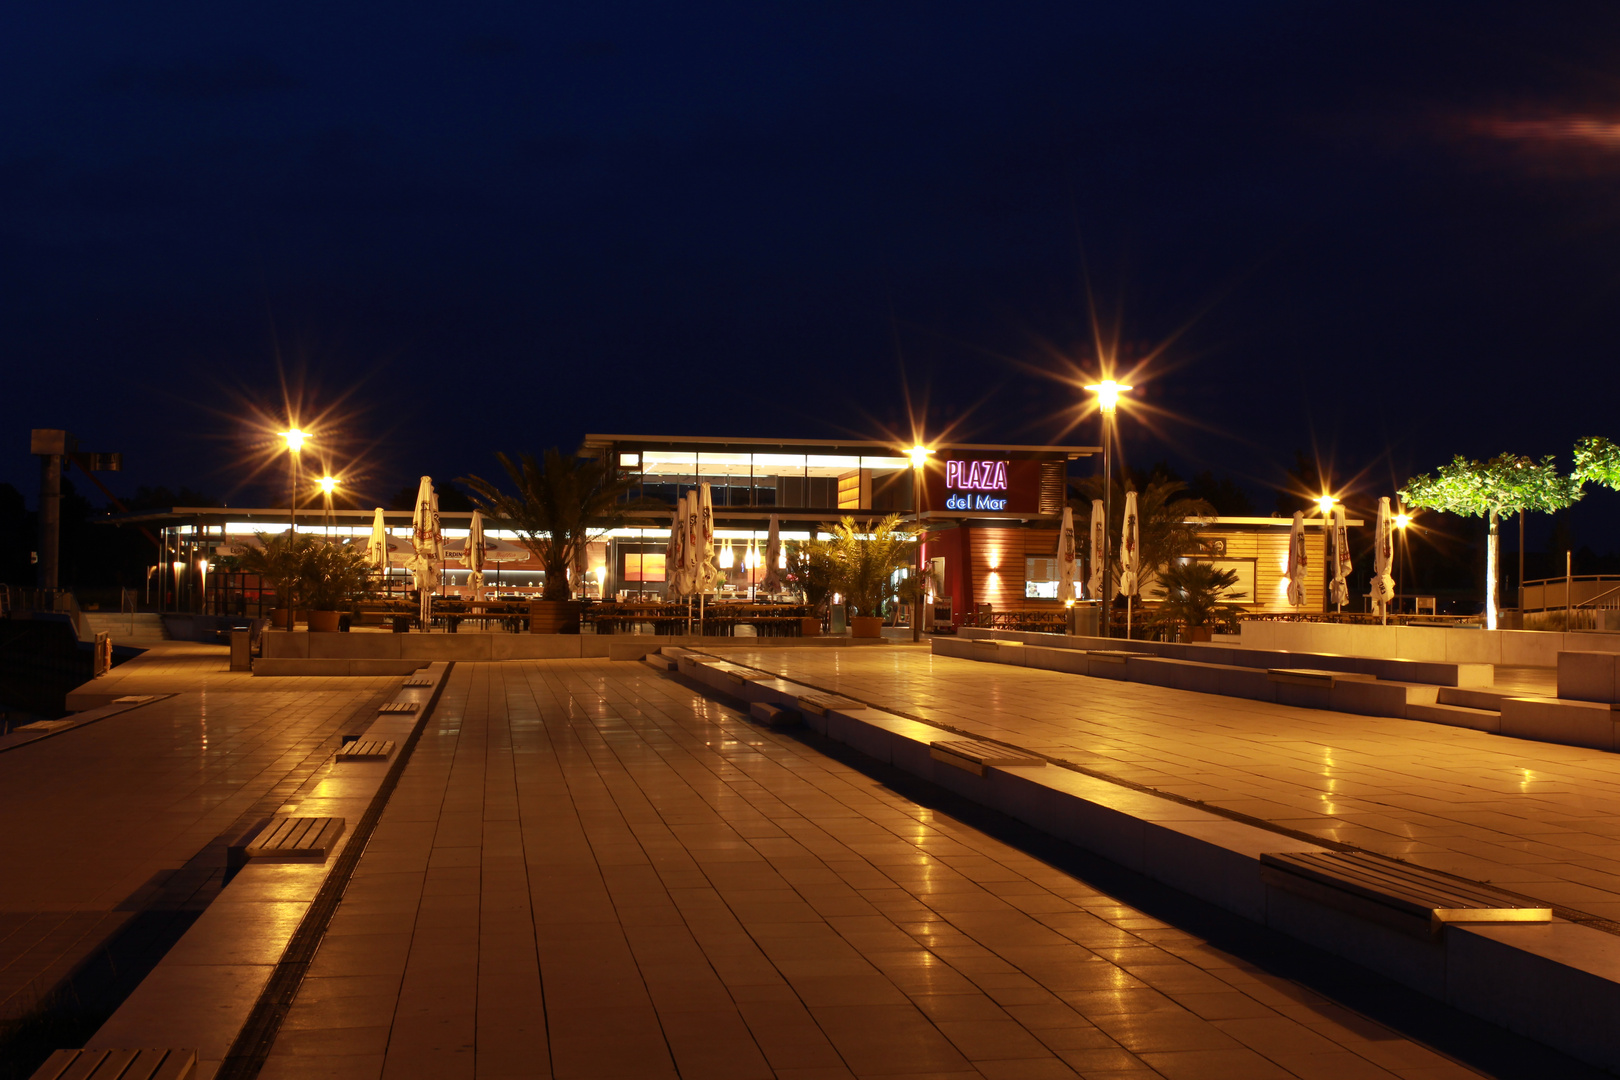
[944,459,1010,511]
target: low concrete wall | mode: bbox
[1560,651,1620,703]
[260,631,886,663]
[1236,620,1620,667]
[960,627,1492,687]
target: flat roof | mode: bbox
[584,434,1099,458]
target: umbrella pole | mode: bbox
[1126,597,1132,641]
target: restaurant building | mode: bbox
[123,433,1359,621]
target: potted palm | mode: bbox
[785,540,836,636]
[303,541,378,631]
[462,449,651,633]
[1152,560,1245,642]
[820,515,919,638]
[236,531,316,630]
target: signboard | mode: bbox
[924,458,1045,515]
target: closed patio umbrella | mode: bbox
[1056,505,1077,603]
[761,514,784,595]
[1372,497,1396,622]
[464,510,487,601]
[1330,505,1352,610]
[698,482,718,595]
[1120,490,1141,638]
[1286,511,1307,608]
[1088,499,1105,601]
[365,508,388,570]
[667,506,687,599]
[408,476,443,629]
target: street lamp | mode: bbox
[277,428,308,533]
[907,444,934,641]
[1083,381,1132,637]
[1394,509,1411,615]
[319,474,338,532]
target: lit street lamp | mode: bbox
[907,444,933,641]
[319,474,338,531]
[1083,380,1131,637]
[1394,509,1411,615]
[278,428,308,533]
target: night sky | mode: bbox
[8,1,1620,556]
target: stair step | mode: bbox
[1407,702,1500,733]
[1437,687,1512,711]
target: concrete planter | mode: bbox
[268,608,299,631]
[851,615,884,639]
[530,600,582,634]
[308,610,342,633]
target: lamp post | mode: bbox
[278,428,307,534]
[907,444,934,642]
[1083,381,1131,637]
[1394,510,1411,616]
[319,474,337,533]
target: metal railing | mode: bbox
[1521,575,1620,613]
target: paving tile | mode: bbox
[234,657,1556,1080]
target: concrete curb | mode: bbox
[84,663,454,1080]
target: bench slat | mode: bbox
[27,1048,197,1080]
[377,701,419,714]
[1262,851,1551,934]
[337,739,395,762]
[797,693,863,715]
[244,816,346,861]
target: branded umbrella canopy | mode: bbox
[1056,505,1077,603]
[1120,491,1141,638]
[1372,497,1396,621]
[698,482,718,595]
[666,506,687,598]
[685,489,703,591]
[1330,505,1352,609]
[365,508,389,570]
[761,514,785,594]
[1088,499,1106,600]
[1286,511,1308,607]
[463,510,488,601]
[408,477,443,628]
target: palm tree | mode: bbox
[816,515,919,620]
[1153,560,1245,636]
[235,531,318,629]
[460,450,649,601]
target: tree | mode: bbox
[460,450,648,601]
[1069,474,1216,598]
[816,514,919,620]
[1400,454,1583,629]
[1152,560,1246,633]
[1574,437,1620,490]
[235,531,319,627]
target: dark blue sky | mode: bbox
[7,1,1620,538]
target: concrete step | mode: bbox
[81,612,169,640]
[1406,701,1501,733]
[1438,686,1515,711]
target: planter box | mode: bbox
[530,600,582,634]
[851,615,883,639]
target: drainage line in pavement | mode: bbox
[695,652,1620,939]
[213,663,454,1080]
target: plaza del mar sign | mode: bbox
[943,459,1011,511]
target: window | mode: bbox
[1025,556,1059,599]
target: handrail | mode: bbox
[1576,582,1620,609]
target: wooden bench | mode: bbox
[337,738,395,762]
[796,692,864,716]
[30,1048,196,1080]
[929,740,1046,777]
[1261,851,1552,937]
[377,701,419,714]
[244,816,347,862]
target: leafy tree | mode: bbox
[303,541,380,611]
[815,514,919,620]
[1069,474,1216,597]
[460,450,649,601]
[1400,454,1583,629]
[784,540,837,614]
[235,531,319,627]
[1574,437,1620,490]
[1152,560,1246,631]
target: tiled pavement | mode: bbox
[0,644,399,1032]
[709,647,1620,923]
[262,658,1523,1079]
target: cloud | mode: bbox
[98,52,295,101]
